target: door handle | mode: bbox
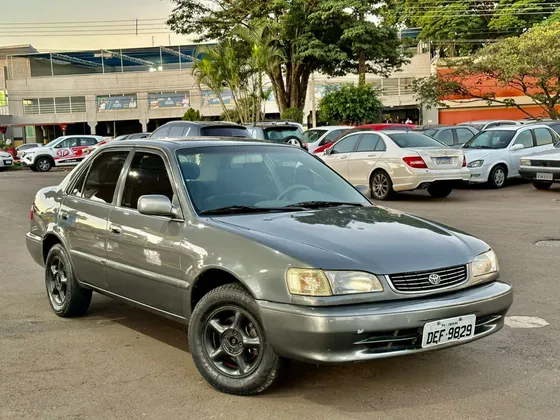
[340,155,348,160]
[109,225,122,235]
[367,154,378,158]
[60,212,69,220]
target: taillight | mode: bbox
[30,205,34,221]
[403,156,428,169]
[462,155,467,167]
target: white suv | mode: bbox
[21,135,103,172]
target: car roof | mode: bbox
[104,137,289,151]
[308,125,350,131]
[160,121,246,128]
[461,120,518,124]
[246,121,301,128]
[357,123,415,129]
[485,124,551,131]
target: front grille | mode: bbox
[388,265,468,292]
[530,159,560,168]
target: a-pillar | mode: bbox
[88,122,97,135]
[140,119,149,133]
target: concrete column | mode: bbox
[88,122,97,135]
[35,125,44,144]
[137,92,149,127]
[140,119,148,133]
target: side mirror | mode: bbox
[138,195,181,218]
[325,147,333,155]
[511,144,525,151]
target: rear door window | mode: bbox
[168,124,186,137]
[79,137,98,146]
[200,126,250,137]
[151,125,171,138]
[534,128,554,146]
[436,129,454,146]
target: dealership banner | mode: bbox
[149,92,191,109]
[97,95,138,111]
[201,90,233,106]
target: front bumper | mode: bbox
[392,168,470,192]
[26,232,44,267]
[258,281,513,364]
[0,157,14,167]
[519,167,560,182]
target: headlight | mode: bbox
[467,160,484,168]
[286,268,383,296]
[472,250,499,278]
[520,159,531,167]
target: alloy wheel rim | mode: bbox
[372,173,389,198]
[203,306,264,378]
[286,138,300,146]
[39,160,50,171]
[47,257,68,307]
[494,169,505,186]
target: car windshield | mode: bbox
[387,132,447,148]
[301,129,327,144]
[263,127,301,140]
[200,126,250,138]
[463,130,515,149]
[44,137,63,147]
[176,145,369,215]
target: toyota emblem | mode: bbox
[428,273,441,285]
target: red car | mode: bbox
[313,123,416,154]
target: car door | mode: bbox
[53,137,80,166]
[60,149,131,289]
[320,133,362,179]
[509,129,534,176]
[455,127,476,147]
[106,149,184,315]
[347,133,385,185]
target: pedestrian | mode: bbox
[405,117,413,124]
[395,116,401,124]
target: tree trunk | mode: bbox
[258,72,263,121]
[359,50,366,86]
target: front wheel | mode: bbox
[427,184,453,198]
[45,244,92,317]
[488,165,507,189]
[370,171,394,200]
[188,284,286,396]
[533,182,552,190]
[35,157,53,172]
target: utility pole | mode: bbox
[311,72,317,128]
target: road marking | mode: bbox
[505,316,549,329]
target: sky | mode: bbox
[1,0,196,51]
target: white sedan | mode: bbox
[463,125,557,188]
[0,151,14,170]
[301,126,351,153]
[320,130,470,200]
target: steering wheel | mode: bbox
[276,184,312,201]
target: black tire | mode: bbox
[188,283,286,396]
[283,136,303,148]
[30,166,38,172]
[488,165,507,189]
[533,182,553,190]
[427,184,453,198]
[45,244,92,317]
[369,170,394,200]
[35,157,53,172]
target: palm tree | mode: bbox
[235,23,285,121]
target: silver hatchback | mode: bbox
[26,138,513,395]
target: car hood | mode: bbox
[462,149,499,162]
[523,148,560,160]
[210,206,489,274]
[24,146,51,154]
[0,152,12,158]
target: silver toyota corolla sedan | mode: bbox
[26,138,513,395]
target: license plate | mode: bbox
[435,157,452,165]
[536,172,553,181]
[421,314,476,348]
[3,160,12,165]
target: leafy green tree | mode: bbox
[182,108,202,121]
[168,0,405,112]
[280,108,304,124]
[413,23,560,119]
[319,84,383,125]
[383,0,557,55]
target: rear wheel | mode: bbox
[35,157,53,172]
[427,184,453,198]
[284,136,303,148]
[45,244,92,317]
[488,165,507,189]
[533,182,553,190]
[370,170,394,200]
[188,283,286,396]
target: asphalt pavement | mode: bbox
[1,170,559,420]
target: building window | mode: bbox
[23,96,87,115]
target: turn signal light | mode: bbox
[403,156,428,168]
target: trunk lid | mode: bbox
[405,147,464,170]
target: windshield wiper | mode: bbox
[199,205,307,215]
[285,201,364,209]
